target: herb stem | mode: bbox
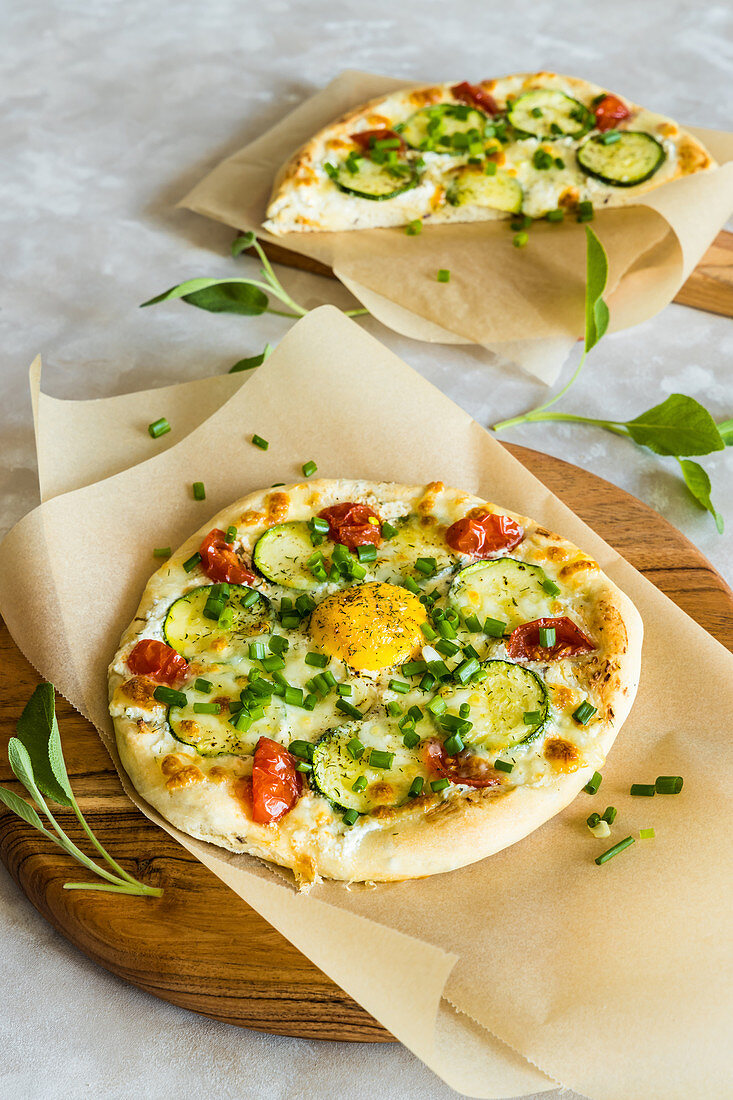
[344,308,370,317]
[63,881,163,896]
[30,784,132,887]
[69,790,145,888]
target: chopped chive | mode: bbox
[268,635,289,655]
[484,160,497,175]
[225,525,237,542]
[369,749,394,770]
[386,701,402,717]
[305,651,328,668]
[248,641,267,660]
[639,827,655,839]
[322,670,337,688]
[542,577,560,596]
[538,626,556,648]
[192,481,206,501]
[153,685,187,708]
[346,737,364,760]
[573,700,597,725]
[281,614,301,629]
[587,812,601,828]
[431,778,450,792]
[232,710,252,732]
[420,622,438,641]
[389,679,410,694]
[402,660,428,677]
[443,733,464,755]
[302,460,317,477]
[403,576,421,596]
[352,775,367,793]
[484,617,506,637]
[381,521,398,539]
[415,556,437,576]
[454,657,479,684]
[630,783,656,797]
[296,762,312,773]
[241,589,260,608]
[408,776,424,797]
[584,771,602,795]
[546,208,564,223]
[153,547,171,558]
[600,130,622,145]
[523,710,542,725]
[463,613,482,633]
[601,805,617,824]
[403,730,421,749]
[183,552,202,573]
[148,417,171,439]
[309,516,329,535]
[437,269,450,283]
[342,809,359,826]
[513,231,529,248]
[436,619,457,640]
[419,672,437,692]
[338,700,364,721]
[435,638,459,658]
[284,686,304,707]
[494,759,514,773]
[251,434,269,451]
[193,701,221,715]
[357,543,377,562]
[458,703,470,719]
[303,693,317,711]
[406,219,422,235]
[427,658,451,680]
[295,594,316,615]
[288,740,314,761]
[407,705,423,723]
[577,200,594,222]
[595,836,635,865]
[655,775,683,794]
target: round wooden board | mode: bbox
[1,444,732,1043]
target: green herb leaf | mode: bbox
[677,458,724,533]
[717,417,733,445]
[584,226,609,354]
[231,232,257,257]
[0,784,49,834]
[141,278,269,315]
[625,394,725,457]
[15,683,73,806]
[229,343,273,373]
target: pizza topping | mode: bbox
[318,502,382,550]
[451,81,499,116]
[446,510,524,558]
[434,660,548,752]
[325,157,421,201]
[399,103,491,154]
[423,738,501,788]
[163,584,270,657]
[446,165,522,213]
[310,722,426,814]
[350,128,405,153]
[593,93,631,132]
[576,131,666,187]
[507,616,595,661]
[128,639,188,684]
[508,89,592,139]
[199,529,256,585]
[251,736,302,824]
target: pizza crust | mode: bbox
[109,479,643,885]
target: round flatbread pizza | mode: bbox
[264,72,714,234]
[109,480,642,885]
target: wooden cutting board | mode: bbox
[1,444,732,1043]
[251,229,733,319]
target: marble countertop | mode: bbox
[2,1,731,1097]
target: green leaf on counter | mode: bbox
[15,683,72,806]
[677,459,724,533]
[625,394,726,456]
[717,417,733,445]
[229,343,273,373]
[141,277,269,315]
[0,784,50,834]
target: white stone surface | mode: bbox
[1,1,731,1097]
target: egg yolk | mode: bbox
[309,582,427,672]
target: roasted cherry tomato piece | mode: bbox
[506,616,595,661]
[127,639,188,684]
[199,528,256,585]
[593,93,631,132]
[424,739,500,789]
[251,737,303,825]
[446,510,524,558]
[318,502,382,550]
[350,128,405,152]
[451,81,499,116]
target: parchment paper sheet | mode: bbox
[1,309,731,1100]
[179,70,733,383]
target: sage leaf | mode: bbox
[624,394,725,457]
[229,343,273,373]
[584,226,609,354]
[0,784,48,834]
[141,278,269,315]
[7,738,43,802]
[677,459,724,534]
[231,232,256,257]
[717,417,733,445]
[15,683,72,806]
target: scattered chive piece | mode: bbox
[251,434,269,451]
[386,701,402,717]
[419,672,437,692]
[630,783,656,797]
[381,521,398,539]
[484,617,506,637]
[302,460,317,477]
[194,677,213,694]
[523,710,542,725]
[435,638,459,658]
[305,651,328,668]
[494,759,514,773]
[420,622,438,641]
[193,702,221,715]
[153,685,187,708]
[655,775,683,794]
[338,700,364,721]
[303,693,317,711]
[454,657,479,684]
[183,551,202,573]
[402,660,427,677]
[542,577,560,596]
[148,417,171,439]
[573,700,597,725]
[232,711,252,732]
[342,809,359,826]
[389,679,410,694]
[268,635,289,655]
[538,626,556,648]
[357,543,377,562]
[296,762,312,773]
[288,740,314,761]
[595,836,634,865]
[415,556,437,576]
[403,730,421,749]
[436,618,457,640]
[403,577,421,596]
[437,268,451,283]
[431,778,450,792]
[408,776,424,797]
[248,641,267,660]
[225,525,237,542]
[369,749,394,770]
[587,812,601,828]
[444,733,464,755]
[322,670,337,688]
[192,481,206,501]
[407,705,423,723]
[546,208,564,223]
[337,683,352,697]
[427,697,447,717]
[584,771,602,795]
[459,703,470,719]
[284,686,304,707]
[406,219,422,235]
[639,827,655,839]
[346,737,364,760]
[153,547,171,559]
[601,806,617,825]
[352,775,367,793]
[463,613,482,633]
[577,200,594,222]
[513,231,529,248]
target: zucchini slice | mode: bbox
[577,131,666,186]
[449,558,553,632]
[163,585,271,657]
[446,165,522,212]
[311,720,426,814]
[399,104,489,153]
[253,521,331,590]
[508,89,591,139]
[437,660,548,752]
[329,157,421,200]
[168,699,254,757]
[374,514,459,584]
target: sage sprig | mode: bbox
[0,684,162,897]
[493,227,728,533]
